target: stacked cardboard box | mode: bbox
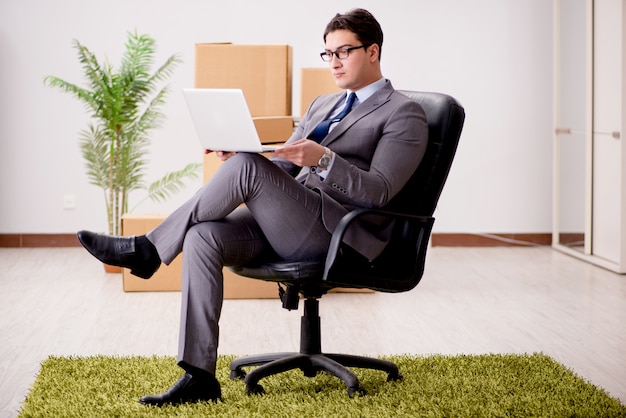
[300,68,343,118]
[195,43,294,143]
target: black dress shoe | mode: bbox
[140,373,222,406]
[77,230,161,279]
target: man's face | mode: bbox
[324,29,377,91]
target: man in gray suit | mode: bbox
[77,8,428,405]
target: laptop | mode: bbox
[183,88,282,153]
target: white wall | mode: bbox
[0,0,553,235]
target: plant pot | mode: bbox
[103,264,122,274]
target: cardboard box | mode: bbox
[121,213,279,298]
[253,116,294,144]
[223,270,280,299]
[195,43,292,117]
[300,68,343,118]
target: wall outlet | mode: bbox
[63,194,76,210]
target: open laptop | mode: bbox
[183,88,282,153]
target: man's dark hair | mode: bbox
[323,8,384,61]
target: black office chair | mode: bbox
[229,91,465,397]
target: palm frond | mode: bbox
[146,163,202,203]
[115,136,149,191]
[147,52,182,86]
[121,31,155,77]
[78,125,112,189]
[73,39,110,99]
[133,86,169,135]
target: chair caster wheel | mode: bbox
[387,371,403,382]
[246,383,265,396]
[348,386,366,398]
[230,367,246,380]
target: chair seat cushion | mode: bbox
[229,260,325,283]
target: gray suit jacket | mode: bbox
[272,80,428,260]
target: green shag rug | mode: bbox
[19,353,625,417]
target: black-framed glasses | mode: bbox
[319,44,370,62]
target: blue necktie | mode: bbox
[310,92,357,143]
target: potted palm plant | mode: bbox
[45,31,200,240]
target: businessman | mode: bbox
[77,8,428,405]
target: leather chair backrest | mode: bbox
[323,92,464,292]
[393,91,465,216]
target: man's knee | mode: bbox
[183,223,223,256]
[224,152,269,175]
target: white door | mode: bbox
[592,0,623,265]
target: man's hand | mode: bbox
[205,149,238,161]
[273,139,326,167]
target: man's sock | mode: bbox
[136,235,161,266]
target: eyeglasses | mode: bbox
[319,45,370,62]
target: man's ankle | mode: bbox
[179,362,216,382]
[136,235,161,263]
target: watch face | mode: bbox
[318,155,331,168]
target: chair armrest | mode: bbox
[323,207,434,281]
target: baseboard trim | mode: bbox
[0,234,81,248]
[0,233,552,248]
[431,233,551,247]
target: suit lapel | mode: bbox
[304,93,345,136]
[320,83,394,147]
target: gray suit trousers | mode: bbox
[146,153,331,374]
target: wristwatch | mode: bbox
[317,147,332,170]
